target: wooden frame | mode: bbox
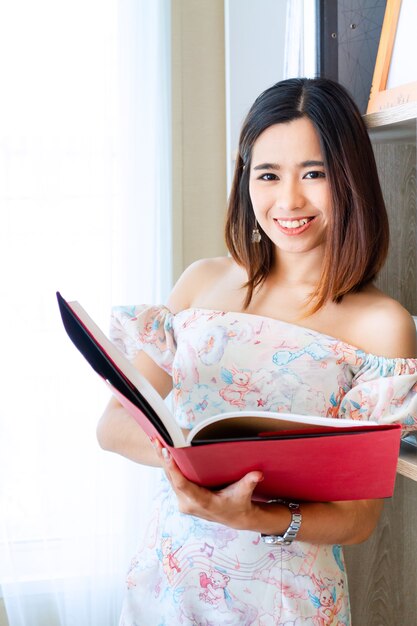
[367,0,417,113]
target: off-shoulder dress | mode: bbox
[110,306,417,626]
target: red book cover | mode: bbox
[57,292,402,502]
[110,385,400,502]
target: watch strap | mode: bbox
[261,502,302,546]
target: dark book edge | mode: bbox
[56,292,174,446]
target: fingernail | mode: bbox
[161,447,171,461]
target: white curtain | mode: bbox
[0,1,171,624]
[284,0,317,79]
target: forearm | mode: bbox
[97,398,162,466]
[251,498,384,546]
[96,350,175,465]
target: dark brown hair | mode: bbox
[225,77,389,313]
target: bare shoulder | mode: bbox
[167,256,238,314]
[346,287,417,358]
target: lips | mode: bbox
[273,216,316,235]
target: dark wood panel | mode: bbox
[345,139,417,624]
[374,143,417,314]
[345,474,417,625]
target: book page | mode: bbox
[188,411,378,444]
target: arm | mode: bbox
[96,350,173,466]
[154,440,383,546]
[96,259,217,465]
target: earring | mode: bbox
[251,223,261,243]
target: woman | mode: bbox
[99,78,417,625]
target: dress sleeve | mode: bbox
[109,305,176,375]
[339,355,417,435]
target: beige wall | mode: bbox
[171,0,227,282]
[0,600,9,626]
[0,595,61,626]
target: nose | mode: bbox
[275,178,305,212]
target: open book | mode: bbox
[57,292,402,502]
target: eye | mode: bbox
[304,170,326,180]
[257,173,279,181]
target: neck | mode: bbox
[270,247,324,288]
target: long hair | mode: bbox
[225,77,389,314]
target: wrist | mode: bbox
[246,500,292,535]
[260,501,302,546]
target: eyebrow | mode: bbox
[253,160,325,170]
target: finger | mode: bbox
[160,451,214,507]
[152,437,164,457]
[164,453,201,493]
[159,447,175,484]
[157,445,192,485]
[152,440,173,471]
[150,440,174,484]
[222,471,263,500]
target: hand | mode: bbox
[153,439,264,530]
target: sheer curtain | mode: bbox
[0,1,171,625]
[283,0,316,79]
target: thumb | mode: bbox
[246,470,264,485]
[236,471,264,498]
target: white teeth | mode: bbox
[277,218,311,229]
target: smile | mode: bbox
[276,217,314,228]
[273,216,316,235]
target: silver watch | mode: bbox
[261,502,302,546]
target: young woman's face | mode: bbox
[249,117,332,257]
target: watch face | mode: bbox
[261,534,286,545]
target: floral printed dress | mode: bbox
[110,306,417,626]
